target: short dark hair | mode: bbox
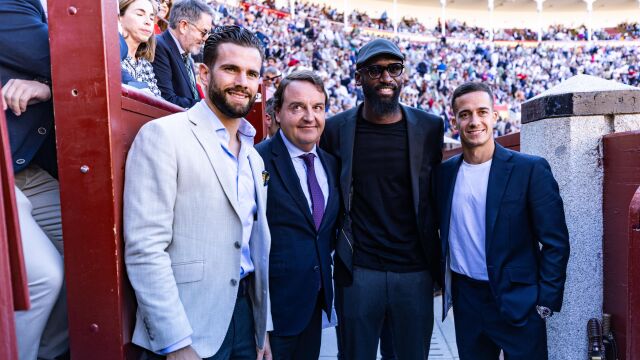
[272,70,329,112]
[451,82,494,114]
[168,0,213,29]
[265,97,276,119]
[202,25,265,68]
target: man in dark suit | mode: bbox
[320,38,443,359]
[1,0,68,358]
[433,82,570,359]
[256,70,339,360]
[152,0,213,108]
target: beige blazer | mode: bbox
[124,100,272,357]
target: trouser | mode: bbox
[269,293,323,360]
[452,272,548,360]
[336,266,434,360]
[13,165,68,360]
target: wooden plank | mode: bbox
[0,87,28,311]
[629,187,640,359]
[603,130,640,360]
[0,86,20,360]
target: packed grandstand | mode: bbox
[179,0,640,139]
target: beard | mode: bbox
[208,83,256,119]
[361,81,401,115]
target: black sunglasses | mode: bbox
[358,63,404,79]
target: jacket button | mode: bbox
[37,127,47,135]
[230,279,238,286]
[314,266,320,271]
[234,241,241,249]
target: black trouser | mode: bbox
[336,266,434,360]
[269,293,323,360]
[452,272,548,360]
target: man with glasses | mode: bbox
[320,38,443,359]
[262,66,281,100]
[152,0,213,108]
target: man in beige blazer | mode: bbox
[124,25,272,360]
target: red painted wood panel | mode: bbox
[0,88,28,311]
[629,188,640,358]
[0,86,21,360]
[603,130,640,360]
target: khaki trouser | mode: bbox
[14,165,68,360]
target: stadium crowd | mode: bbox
[201,0,640,139]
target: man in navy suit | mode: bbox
[434,82,570,359]
[152,0,213,108]
[1,0,68,358]
[256,70,339,360]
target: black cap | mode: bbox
[356,39,404,68]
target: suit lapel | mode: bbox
[248,151,265,218]
[271,133,316,229]
[405,106,425,217]
[339,114,357,211]
[187,103,242,218]
[317,148,337,232]
[485,143,514,252]
[441,155,464,255]
[163,31,192,88]
[441,155,463,320]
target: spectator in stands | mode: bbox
[154,0,170,34]
[262,97,279,140]
[262,66,281,100]
[119,0,162,97]
[0,0,68,359]
[152,0,213,108]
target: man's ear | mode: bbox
[198,63,209,87]
[274,108,281,124]
[355,71,361,86]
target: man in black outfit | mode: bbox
[320,38,443,359]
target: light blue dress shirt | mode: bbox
[159,100,257,354]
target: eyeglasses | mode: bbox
[358,63,404,79]
[186,21,211,39]
[264,74,282,82]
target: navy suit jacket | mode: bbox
[320,104,443,286]
[434,143,570,326]
[152,30,199,109]
[0,0,56,176]
[256,132,339,336]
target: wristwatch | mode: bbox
[536,305,554,319]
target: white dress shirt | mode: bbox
[279,131,329,210]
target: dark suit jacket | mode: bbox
[434,143,570,326]
[256,132,340,336]
[0,0,56,176]
[152,30,199,109]
[320,103,443,285]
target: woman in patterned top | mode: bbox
[119,0,162,97]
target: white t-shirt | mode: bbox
[448,159,492,281]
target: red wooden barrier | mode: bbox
[628,187,640,358]
[603,130,640,359]
[0,88,29,311]
[0,86,26,360]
